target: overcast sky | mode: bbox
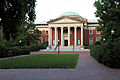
[35,0,98,23]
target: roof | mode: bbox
[87,19,98,23]
[59,11,82,17]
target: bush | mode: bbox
[90,42,120,68]
[0,40,9,58]
[0,42,48,58]
[90,45,106,63]
[95,41,101,45]
[84,45,94,49]
[11,46,31,56]
[29,42,48,51]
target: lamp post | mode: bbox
[19,40,22,46]
[111,30,114,42]
[58,39,60,54]
[103,38,105,44]
[103,38,105,41]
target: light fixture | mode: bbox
[103,38,105,41]
[111,30,114,34]
[19,40,22,43]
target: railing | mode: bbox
[54,45,58,51]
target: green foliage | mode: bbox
[84,45,95,49]
[0,40,9,57]
[95,41,101,45]
[0,54,79,69]
[0,41,48,58]
[93,0,120,68]
[15,22,41,46]
[94,0,120,43]
[90,42,120,68]
[0,0,36,40]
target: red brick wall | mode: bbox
[41,30,48,43]
[84,29,89,45]
[88,29,102,45]
[77,27,81,45]
[52,28,55,46]
[70,28,74,45]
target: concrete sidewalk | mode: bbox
[0,53,120,80]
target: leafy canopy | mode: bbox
[0,0,36,41]
[94,0,120,44]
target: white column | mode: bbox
[68,27,70,46]
[74,27,77,46]
[81,27,84,46]
[61,27,64,46]
[48,27,52,46]
[55,27,57,46]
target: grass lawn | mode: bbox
[0,54,79,69]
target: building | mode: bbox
[30,12,101,47]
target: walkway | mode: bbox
[0,53,120,80]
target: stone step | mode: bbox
[40,46,89,51]
[30,51,90,54]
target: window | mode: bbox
[96,30,100,34]
[46,31,48,35]
[89,30,93,34]
[89,38,93,45]
[40,31,42,35]
[96,37,100,41]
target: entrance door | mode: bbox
[64,40,68,46]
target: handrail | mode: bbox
[54,45,58,51]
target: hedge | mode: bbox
[0,42,48,58]
[90,43,120,68]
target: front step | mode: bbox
[39,46,89,51]
[30,51,90,54]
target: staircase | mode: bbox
[39,46,89,51]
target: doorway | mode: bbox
[64,40,68,46]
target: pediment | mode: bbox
[48,16,83,24]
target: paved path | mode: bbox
[0,53,120,80]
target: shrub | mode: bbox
[0,40,9,58]
[0,42,48,58]
[84,45,94,49]
[95,41,101,45]
[11,46,31,56]
[90,42,120,68]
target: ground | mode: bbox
[0,53,120,80]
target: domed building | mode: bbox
[30,12,101,48]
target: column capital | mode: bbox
[48,27,52,29]
[81,26,84,28]
[74,26,77,28]
[54,27,57,29]
[68,27,71,29]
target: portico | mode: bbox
[48,25,84,47]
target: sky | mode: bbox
[35,0,98,23]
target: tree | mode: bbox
[15,22,41,46]
[0,0,36,41]
[94,0,120,44]
[93,0,120,68]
